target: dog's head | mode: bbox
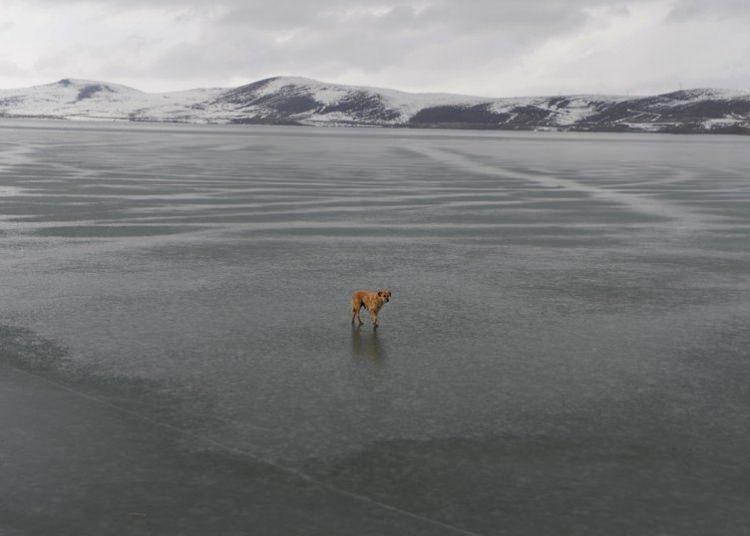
[377,289,392,303]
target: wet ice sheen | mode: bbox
[1,120,749,535]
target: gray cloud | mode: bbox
[2,0,749,95]
[666,0,750,21]
[137,0,622,86]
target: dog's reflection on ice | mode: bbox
[351,326,386,361]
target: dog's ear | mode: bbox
[377,289,384,297]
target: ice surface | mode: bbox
[1,121,750,535]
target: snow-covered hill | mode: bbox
[0,78,223,122]
[2,77,749,134]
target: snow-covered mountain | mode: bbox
[2,77,749,134]
[0,78,224,122]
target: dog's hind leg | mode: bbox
[351,300,364,326]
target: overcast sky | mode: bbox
[1,0,748,96]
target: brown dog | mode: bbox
[351,289,392,328]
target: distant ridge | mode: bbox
[1,76,749,134]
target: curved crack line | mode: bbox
[408,144,707,232]
[6,364,485,536]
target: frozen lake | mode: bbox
[1,120,749,535]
